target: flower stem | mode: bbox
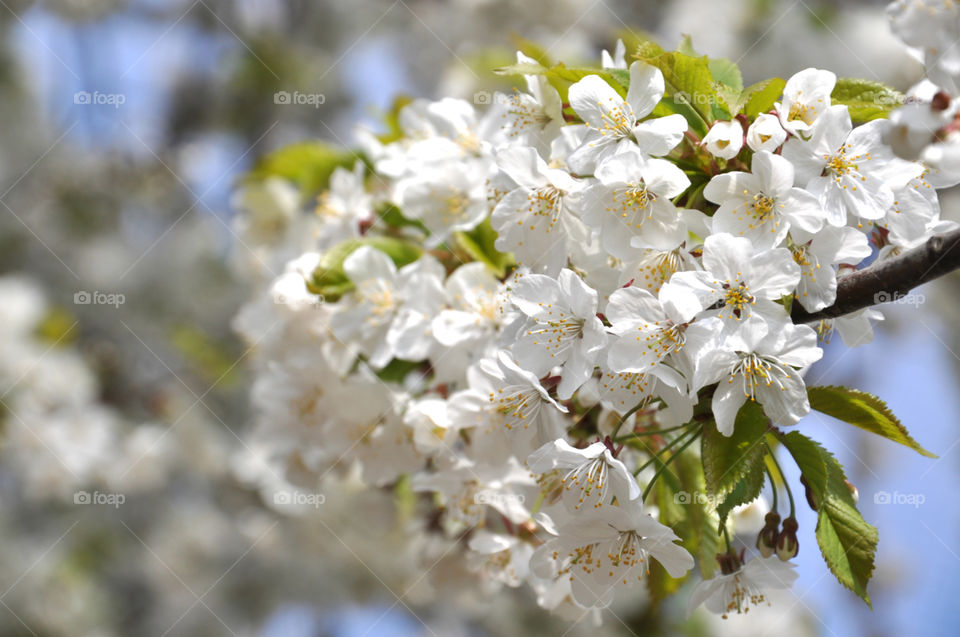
[764,462,779,512]
[614,422,691,441]
[641,430,701,501]
[632,425,699,476]
[611,398,649,439]
[765,442,795,517]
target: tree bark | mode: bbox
[791,227,960,324]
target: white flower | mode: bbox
[776,68,836,137]
[491,146,585,275]
[702,120,744,160]
[601,39,627,69]
[817,307,883,347]
[783,105,923,225]
[580,147,690,258]
[446,350,568,449]
[687,556,798,618]
[605,284,721,377]
[527,438,640,511]
[790,226,871,312]
[393,160,489,245]
[531,500,694,608]
[499,52,565,155]
[746,113,787,152]
[467,531,534,588]
[315,161,373,248]
[432,262,505,349]
[330,247,445,368]
[693,322,822,435]
[567,61,687,172]
[509,269,608,399]
[705,150,824,249]
[664,233,800,338]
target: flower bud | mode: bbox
[776,517,799,561]
[756,511,781,558]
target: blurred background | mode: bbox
[0,0,955,635]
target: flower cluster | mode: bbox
[235,4,955,622]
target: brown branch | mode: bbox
[791,227,960,324]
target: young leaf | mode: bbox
[831,78,905,122]
[246,142,361,197]
[309,237,423,301]
[454,219,516,278]
[701,401,769,522]
[637,51,730,124]
[808,386,936,458]
[739,77,785,117]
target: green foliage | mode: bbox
[831,78,905,122]
[738,77,786,117]
[494,61,629,101]
[246,141,362,197]
[377,358,424,384]
[454,219,516,278]
[701,401,769,525]
[777,430,878,606]
[309,237,423,302]
[377,202,428,233]
[170,325,241,388]
[808,386,936,457]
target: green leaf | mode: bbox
[454,218,515,278]
[309,237,423,302]
[660,448,722,578]
[377,358,423,384]
[376,203,428,233]
[246,141,361,197]
[776,429,878,605]
[778,430,828,498]
[708,58,743,92]
[494,62,628,100]
[636,50,729,128]
[816,451,878,606]
[831,78,904,122]
[738,77,785,117]
[701,401,769,523]
[808,386,936,458]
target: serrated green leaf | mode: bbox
[663,449,722,578]
[454,218,515,278]
[777,429,878,606]
[246,142,361,197]
[708,58,743,92]
[308,237,423,302]
[779,430,828,497]
[636,50,729,127]
[701,401,769,523]
[739,77,785,117]
[808,386,936,458]
[816,453,877,606]
[831,78,905,122]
